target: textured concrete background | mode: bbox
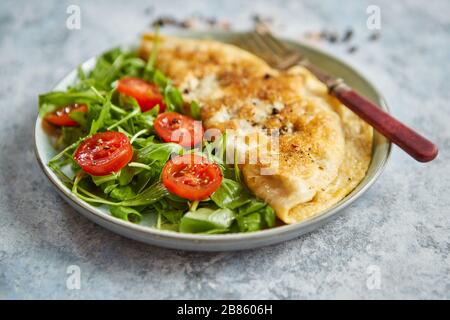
[0,0,449,299]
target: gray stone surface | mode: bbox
[0,0,449,299]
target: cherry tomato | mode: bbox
[44,104,87,127]
[154,112,203,147]
[74,131,133,176]
[117,77,165,112]
[162,154,223,201]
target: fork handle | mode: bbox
[331,84,438,162]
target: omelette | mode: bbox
[139,34,373,224]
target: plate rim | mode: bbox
[34,30,391,246]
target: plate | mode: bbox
[34,31,391,251]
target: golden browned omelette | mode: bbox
[140,34,373,224]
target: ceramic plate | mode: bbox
[34,31,391,251]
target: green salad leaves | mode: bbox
[39,45,276,234]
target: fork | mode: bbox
[233,30,438,163]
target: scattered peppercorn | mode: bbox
[341,28,353,42]
[327,32,338,43]
[150,14,233,31]
[149,14,372,56]
[347,45,358,54]
[151,16,177,27]
[368,31,380,41]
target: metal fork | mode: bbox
[233,30,438,163]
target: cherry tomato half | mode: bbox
[162,154,223,201]
[154,112,204,147]
[44,104,87,127]
[117,77,165,112]
[74,131,133,176]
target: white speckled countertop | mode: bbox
[0,0,449,299]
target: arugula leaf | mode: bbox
[237,202,276,231]
[211,178,251,209]
[138,141,183,165]
[106,102,141,131]
[87,48,125,90]
[39,90,104,106]
[190,101,201,120]
[133,170,155,194]
[38,91,103,116]
[118,166,136,186]
[132,135,155,148]
[102,53,125,85]
[103,183,119,194]
[238,199,266,216]
[260,205,276,228]
[77,65,86,80]
[166,193,189,204]
[110,206,142,223]
[157,208,183,225]
[236,212,262,232]
[91,172,120,186]
[211,179,276,231]
[152,70,169,87]
[89,100,111,134]
[132,111,157,133]
[179,208,235,233]
[68,111,88,128]
[164,84,184,112]
[118,183,169,206]
[109,185,136,201]
[145,31,159,74]
[60,126,87,146]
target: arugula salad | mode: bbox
[39,42,276,234]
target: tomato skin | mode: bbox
[162,154,223,201]
[154,112,203,147]
[74,131,133,176]
[117,77,165,112]
[44,104,87,127]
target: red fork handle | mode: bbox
[331,84,438,162]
